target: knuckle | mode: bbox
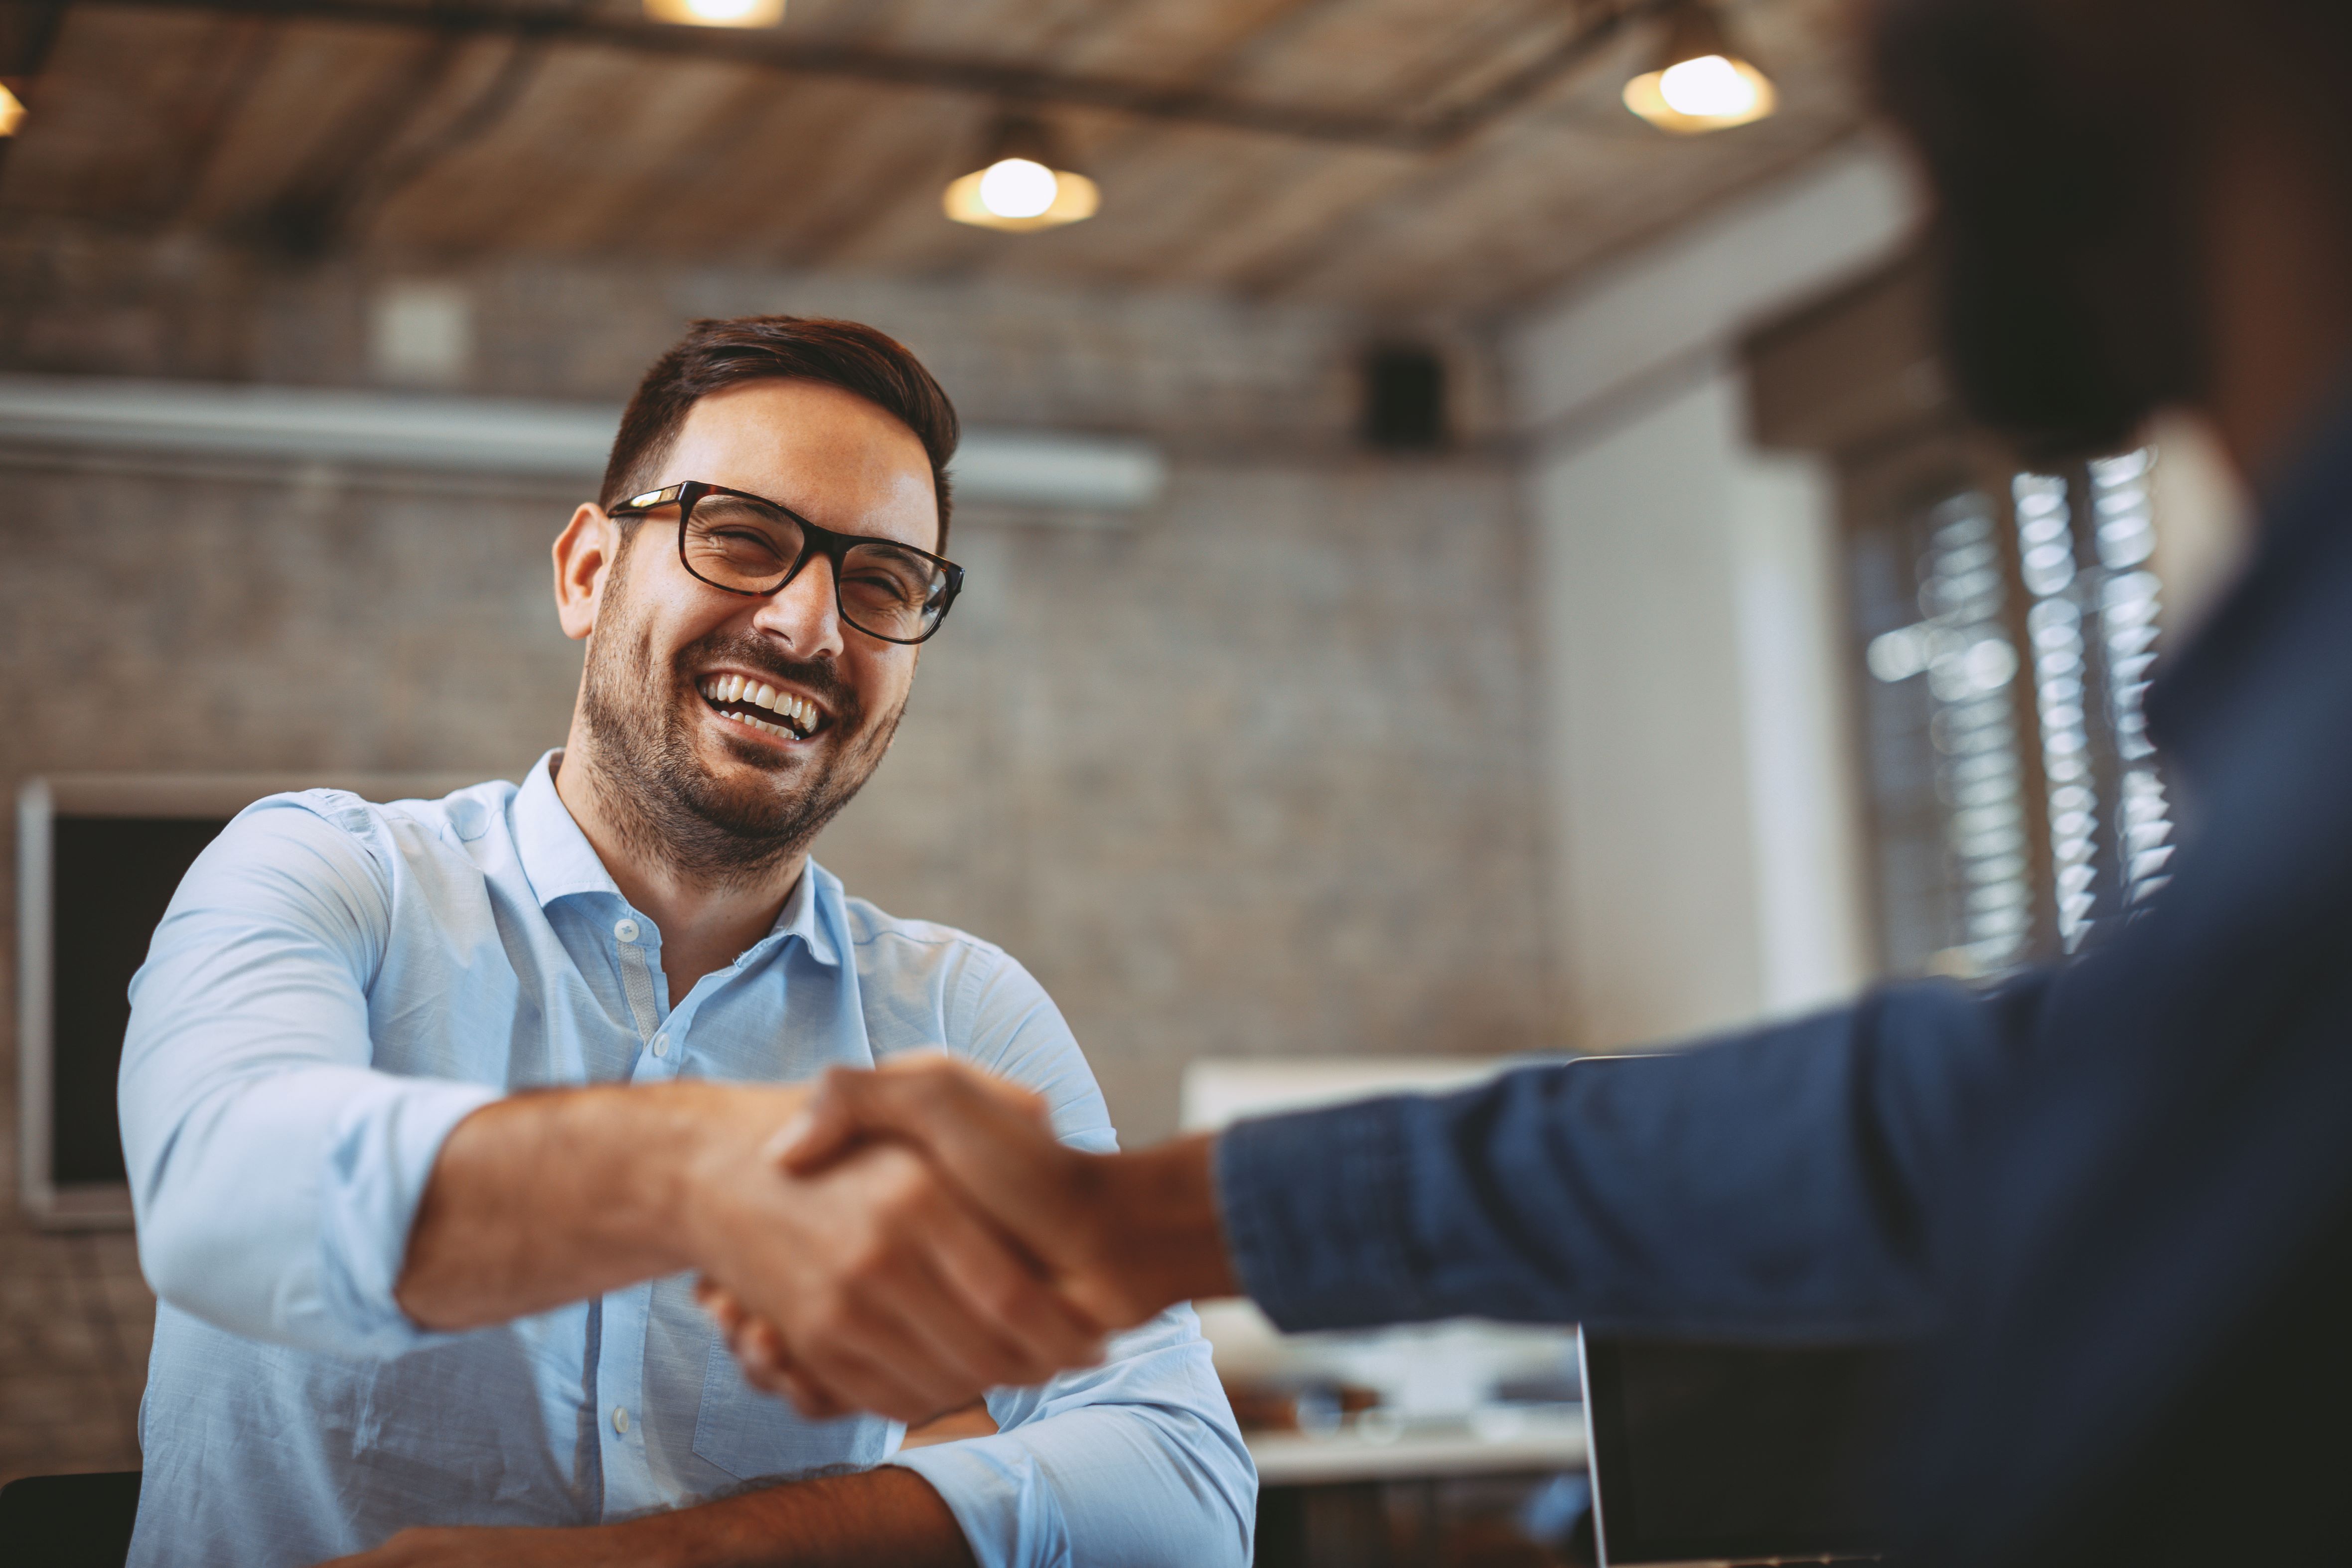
[809,1301,857,1345]
[842,1237,894,1281]
[980,1274,1033,1322]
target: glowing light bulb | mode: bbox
[642,0,783,28]
[977,158,1059,220]
[1656,54,1756,118]
[0,86,23,138]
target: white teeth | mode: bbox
[723,709,794,740]
[700,675,818,739]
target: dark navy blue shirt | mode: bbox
[1215,393,2352,1565]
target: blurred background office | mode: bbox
[0,0,2254,1558]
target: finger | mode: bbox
[885,1239,1069,1393]
[772,1359,848,1421]
[762,1069,863,1171]
[839,1271,1015,1417]
[735,1233,984,1423]
[734,1318,839,1415]
[915,1190,1107,1374]
[697,1280,746,1338]
[795,1306,970,1424]
[776,1066,1084,1256]
[772,1058,1044,1176]
[877,1049,1050,1122]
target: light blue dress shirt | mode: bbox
[117,753,1254,1568]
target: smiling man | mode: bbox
[115,317,1254,1568]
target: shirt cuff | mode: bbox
[312,1077,505,1355]
[1212,1096,1436,1333]
[889,1436,1073,1568]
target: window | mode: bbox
[1845,451,2175,978]
[1745,254,2192,983]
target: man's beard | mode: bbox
[1874,0,2208,462]
[577,570,904,890]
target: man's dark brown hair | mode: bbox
[599,315,961,550]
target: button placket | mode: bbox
[611,914,663,1046]
[596,1282,658,1519]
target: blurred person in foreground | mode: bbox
[117,317,1253,1568]
[713,1,2352,1562]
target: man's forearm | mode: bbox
[1094,1132,1241,1313]
[397,1080,801,1330]
[326,1465,976,1568]
[605,1466,976,1568]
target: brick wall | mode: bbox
[0,225,1558,1483]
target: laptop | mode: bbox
[1577,1331,1906,1567]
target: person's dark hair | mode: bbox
[1870,0,2352,461]
[600,315,960,550]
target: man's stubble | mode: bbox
[575,541,906,891]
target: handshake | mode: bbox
[685,1056,1238,1424]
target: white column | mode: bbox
[1511,143,1913,1049]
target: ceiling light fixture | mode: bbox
[0,84,25,137]
[943,115,1099,233]
[643,0,783,29]
[1621,0,1776,134]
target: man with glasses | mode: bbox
[117,317,1254,1568]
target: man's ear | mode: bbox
[554,504,621,642]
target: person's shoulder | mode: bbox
[832,881,1112,1145]
[222,778,520,881]
[837,890,1018,974]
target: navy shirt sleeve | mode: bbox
[1213,973,2053,1339]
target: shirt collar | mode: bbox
[510,749,844,968]
[513,751,621,907]
[765,855,844,968]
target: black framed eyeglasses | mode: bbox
[609,480,964,646]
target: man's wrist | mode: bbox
[1092,1133,1239,1317]
[668,1081,813,1277]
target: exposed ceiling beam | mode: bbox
[71,0,1666,152]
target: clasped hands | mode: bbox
[690,1056,1230,1424]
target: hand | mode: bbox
[701,1056,1235,1408]
[682,1094,1106,1424]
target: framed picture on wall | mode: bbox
[15,772,501,1228]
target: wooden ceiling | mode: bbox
[0,0,1869,314]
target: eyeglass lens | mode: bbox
[684,491,949,642]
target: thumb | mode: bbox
[771,1054,1045,1174]
[777,1059,1084,1241]
[761,1068,866,1171]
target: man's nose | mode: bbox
[751,553,846,658]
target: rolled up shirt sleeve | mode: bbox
[118,796,499,1357]
[881,933,1255,1568]
[890,1306,1255,1568]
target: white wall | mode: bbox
[1509,142,1916,1050]
[2145,408,2255,641]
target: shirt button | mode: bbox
[613,918,640,943]
[612,1406,630,1435]
[651,1033,670,1059]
